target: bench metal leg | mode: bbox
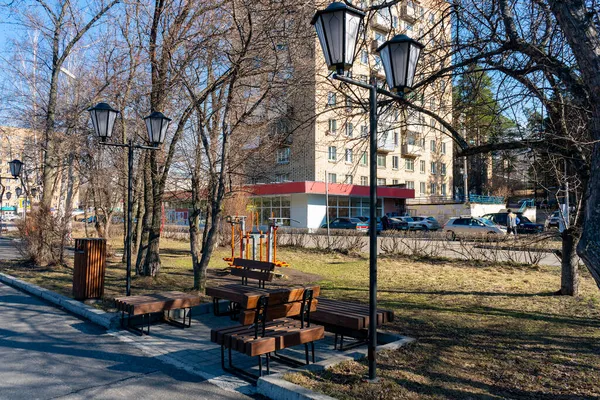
[164,308,192,329]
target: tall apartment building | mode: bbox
[243,0,453,228]
[0,126,38,215]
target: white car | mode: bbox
[411,216,441,231]
[394,216,427,231]
[443,217,507,240]
[1,214,20,221]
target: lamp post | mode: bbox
[312,2,423,381]
[88,103,171,296]
[0,160,24,226]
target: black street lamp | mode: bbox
[313,3,423,381]
[9,159,23,179]
[88,103,169,296]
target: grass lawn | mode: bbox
[1,235,599,398]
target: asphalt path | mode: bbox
[0,282,255,400]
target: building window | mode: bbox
[392,179,399,185]
[276,147,290,164]
[328,146,337,161]
[406,158,414,171]
[441,163,447,175]
[328,173,337,183]
[248,196,291,226]
[346,97,353,111]
[345,148,353,163]
[441,183,447,196]
[377,153,386,168]
[345,174,353,184]
[393,131,399,146]
[406,181,415,189]
[420,182,426,195]
[361,50,368,64]
[361,125,368,137]
[275,173,290,182]
[392,156,399,169]
[327,92,336,106]
[431,161,437,174]
[361,152,367,165]
[328,119,337,133]
[420,137,426,148]
[377,178,386,186]
[406,23,413,31]
[430,182,437,195]
[374,31,385,46]
[374,55,382,71]
[361,176,368,185]
[430,139,436,152]
[441,142,446,154]
[346,123,353,137]
[392,16,398,28]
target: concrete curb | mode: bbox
[0,272,120,329]
[257,333,416,399]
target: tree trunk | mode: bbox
[189,210,204,291]
[559,228,580,295]
[136,156,152,275]
[143,194,162,277]
[548,0,600,289]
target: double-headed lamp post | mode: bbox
[0,160,24,221]
[312,2,423,381]
[88,102,171,296]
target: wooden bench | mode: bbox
[206,258,276,317]
[115,291,201,335]
[211,287,324,381]
[308,298,394,350]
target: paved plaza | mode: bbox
[0,281,255,399]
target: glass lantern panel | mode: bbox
[391,42,409,89]
[323,11,344,65]
[344,12,361,65]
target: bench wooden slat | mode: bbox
[230,268,274,282]
[232,258,276,271]
[239,299,319,325]
[114,291,201,316]
[309,298,394,330]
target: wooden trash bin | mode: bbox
[72,238,107,300]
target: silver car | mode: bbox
[443,217,507,240]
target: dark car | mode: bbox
[356,216,383,233]
[321,217,369,232]
[482,212,544,234]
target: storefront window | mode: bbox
[249,195,291,226]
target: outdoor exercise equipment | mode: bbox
[223,214,289,267]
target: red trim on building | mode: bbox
[248,181,415,199]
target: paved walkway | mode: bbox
[0,282,255,400]
[108,306,351,394]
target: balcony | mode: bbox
[372,12,391,31]
[401,143,421,158]
[400,4,418,23]
[377,135,396,152]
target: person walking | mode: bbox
[506,209,518,238]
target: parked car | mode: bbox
[393,216,426,231]
[79,216,97,224]
[383,217,409,231]
[321,217,369,232]
[355,216,383,233]
[545,210,573,229]
[443,217,507,240]
[411,216,441,231]
[1,214,20,221]
[481,212,544,234]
